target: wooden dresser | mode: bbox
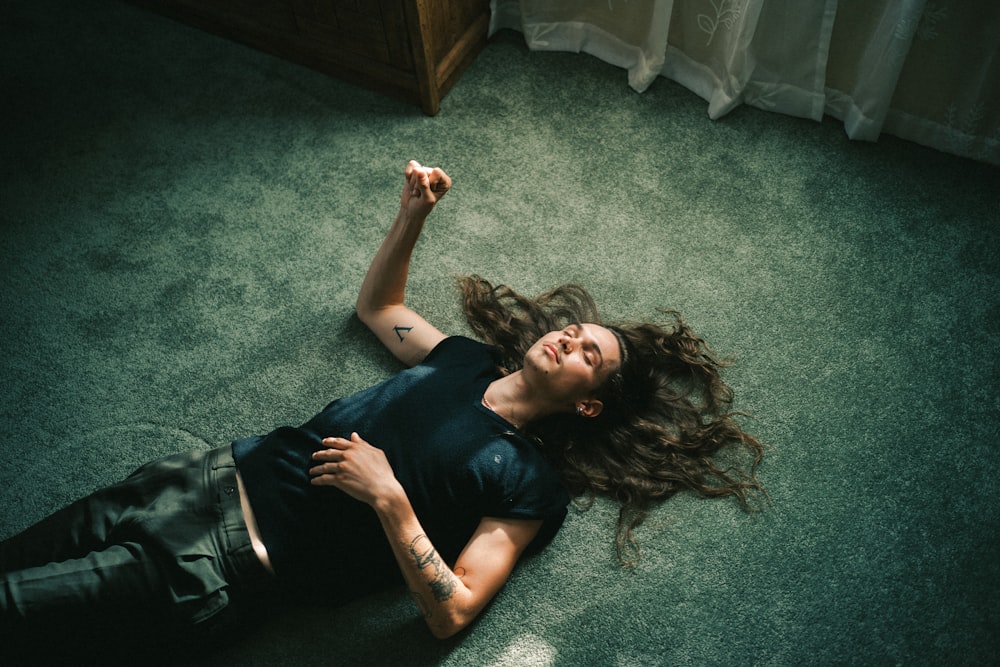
[125,0,491,115]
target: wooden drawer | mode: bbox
[126,0,490,114]
[290,0,412,69]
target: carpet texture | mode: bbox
[2,1,998,664]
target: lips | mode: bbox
[543,343,559,362]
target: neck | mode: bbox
[483,371,560,428]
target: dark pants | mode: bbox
[0,446,275,662]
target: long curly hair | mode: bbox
[458,275,766,565]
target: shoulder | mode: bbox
[472,433,569,554]
[471,433,569,514]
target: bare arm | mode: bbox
[310,433,543,639]
[356,161,452,366]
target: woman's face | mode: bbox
[523,323,622,409]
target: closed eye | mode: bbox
[567,323,602,367]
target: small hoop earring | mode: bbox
[576,406,584,416]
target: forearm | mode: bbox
[311,433,532,639]
[374,492,475,639]
[357,161,450,320]
[356,207,426,319]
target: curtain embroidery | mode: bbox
[916,3,948,41]
[697,0,744,47]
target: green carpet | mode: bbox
[2,1,997,664]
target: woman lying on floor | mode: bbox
[0,161,764,656]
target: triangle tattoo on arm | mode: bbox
[393,326,413,342]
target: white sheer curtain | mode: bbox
[490,0,999,165]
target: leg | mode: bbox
[0,541,177,663]
[0,490,129,572]
[1,541,161,619]
[1,447,275,660]
[1,453,193,627]
[0,451,178,572]
[0,451,200,572]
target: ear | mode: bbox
[577,399,604,418]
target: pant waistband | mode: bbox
[206,446,273,593]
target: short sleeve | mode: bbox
[471,435,570,522]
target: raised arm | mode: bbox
[310,433,543,639]
[356,161,452,366]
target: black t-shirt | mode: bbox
[232,336,569,602]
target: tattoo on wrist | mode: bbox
[393,325,413,343]
[409,534,457,602]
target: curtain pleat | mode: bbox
[491,0,999,164]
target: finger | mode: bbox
[310,473,341,487]
[308,462,333,477]
[415,170,431,195]
[311,448,341,461]
[320,436,350,449]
